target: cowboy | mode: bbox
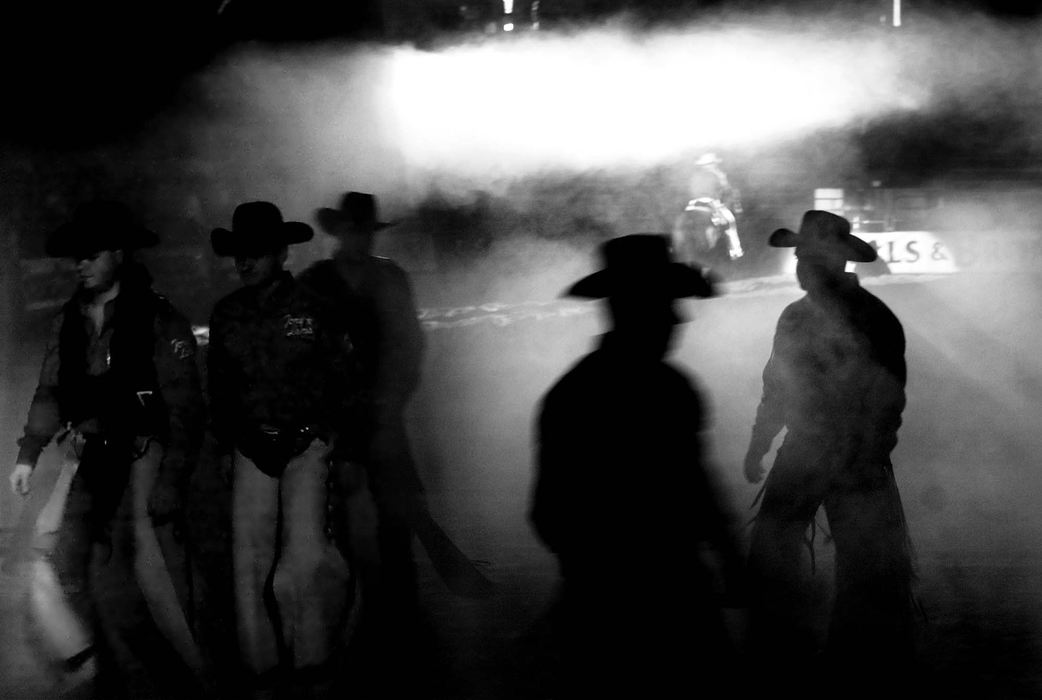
[8,200,211,697]
[672,152,744,269]
[300,191,492,610]
[207,201,357,698]
[297,191,492,695]
[742,210,917,697]
[530,234,745,698]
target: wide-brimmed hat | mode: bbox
[769,210,877,263]
[315,192,396,234]
[566,234,716,300]
[45,200,159,259]
[211,201,313,257]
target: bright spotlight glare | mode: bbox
[385,25,924,175]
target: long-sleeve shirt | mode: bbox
[206,271,353,450]
[748,273,906,477]
[531,332,739,579]
[297,256,425,420]
[16,269,203,488]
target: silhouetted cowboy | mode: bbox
[531,234,745,698]
[300,192,493,608]
[742,210,917,697]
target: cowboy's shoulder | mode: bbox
[297,258,338,287]
[278,278,341,331]
[776,298,811,329]
[855,288,904,337]
[856,285,899,318]
[368,255,409,278]
[544,351,603,402]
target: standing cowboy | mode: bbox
[742,211,917,697]
[299,192,492,611]
[530,234,745,698]
[672,152,744,270]
[207,201,357,698]
[9,200,211,698]
[298,191,492,696]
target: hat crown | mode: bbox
[338,192,378,225]
[566,233,714,299]
[602,234,672,278]
[232,201,285,233]
[73,200,137,229]
[767,210,876,263]
[799,210,851,244]
[45,200,158,258]
[211,201,313,257]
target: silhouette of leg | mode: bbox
[232,452,280,677]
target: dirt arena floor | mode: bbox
[2,266,1041,699]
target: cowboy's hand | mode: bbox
[743,449,766,484]
[148,480,183,524]
[10,464,32,497]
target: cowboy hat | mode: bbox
[45,200,159,259]
[566,234,716,300]
[769,210,877,263]
[315,191,395,234]
[211,201,313,257]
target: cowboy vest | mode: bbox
[56,289,167,443]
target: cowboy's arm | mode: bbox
[530,395,570,553]
[373,263,424,421]
[149,307,205,518]
[205,308,236,457]
[855,318,907,467]
[687,387,748,603]
[317,304,363,460]
[743,323,788,483]
[11,313,64,495]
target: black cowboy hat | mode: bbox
[566,234,716,300]
[315,191,396,234]
[211,201,313,257]
[769,210,877,263]
[45,200,159,259]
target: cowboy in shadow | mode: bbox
[299,191,493,612]
[530,234,746,698]
[9,201,212,698]
[742,211,918,697]
[206,201,358,699]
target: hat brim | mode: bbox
[45,221,159,258]
[768,228,877,263]
[315,208,396,234]
[566,262,716,299]
[211,222,313,257]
